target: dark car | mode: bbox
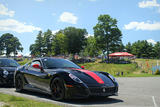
[0,58,20,86]
[14,57,118,100]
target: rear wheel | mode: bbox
[15,74,24,92]
[51,77,65,100]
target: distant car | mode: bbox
[0,58,20,86]
[14,57,118,100]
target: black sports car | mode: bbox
[14,57,118,100]
[0,58,20,86]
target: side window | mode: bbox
[31,61,41,67]
[28,61,41,72]
[25,61,32,70]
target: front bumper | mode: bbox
[65,84,118,99]
[65,84,90,99]
[0,74,14,86]
[89,86,118,96]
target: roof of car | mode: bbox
[34,57,65,61]
[0,58,14,60]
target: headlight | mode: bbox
[3,69,9,78]
[69,74,83,83]
[108,74,117,82]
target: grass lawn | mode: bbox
[0,93,61,107]
[17,58,31,65]
[79,63,137,75]
[79,59,160,77]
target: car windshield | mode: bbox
[0,59,19,67]
[42,58,81,69]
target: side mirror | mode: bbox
[81,66,85,69]
[32,64,41,69]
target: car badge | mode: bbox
[103,88,106,92]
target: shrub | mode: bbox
[154,69,160,75]
[3,105,10,107]
[141,70,145,73]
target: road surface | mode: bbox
[0,77,160,107]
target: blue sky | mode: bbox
[0,0,160,55]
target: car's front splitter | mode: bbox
[89,86,118,97]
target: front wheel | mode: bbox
[50,77,65,101]
[15,74,24,92]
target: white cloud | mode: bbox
[0,19,41,33]
[138,0,160,8]
[124,21,160,31]
[35,0,44,2]
[52,29,59,34]
[59,12,78,24]
[0,3,15,17]
[147,39,157,44]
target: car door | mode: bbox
[24,60,50,91]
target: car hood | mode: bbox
[46,68,115,87]
[69,68,115,87]
[0,67,17,72]
[47,68,114,87]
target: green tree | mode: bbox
[30,31,44,57]
[114,42,125,52]
[125,42,132,53]
[52,33,67,55]
[146,42,154,58]
[84,36,99,57]
[154,42,160,59]
[43,29,53,56]
[131,40,154,58]
[63,27,87,56]
[93,14,122,62]
[132,40,143,58]
[29,44,36,56]
[0,33,23,57]
[12,37,23,56]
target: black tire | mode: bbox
[15,74,24,92]
[50,77,65,101]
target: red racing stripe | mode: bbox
[73,68,104,84]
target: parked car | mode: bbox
[0,58,20,86]
[14,57,118,100]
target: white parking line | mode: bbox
[152,96,158,107]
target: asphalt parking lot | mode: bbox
[0,77,160,107]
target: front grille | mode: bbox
[9,72,14,75]
[89,87,115,94]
